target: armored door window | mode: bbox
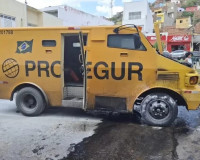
[107,34,146,51]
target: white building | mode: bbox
[0,0,62,27]
[122,0,153,34]
[0,0,27,27]
[42,5,114,26]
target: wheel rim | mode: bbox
[22,94,37,109]
[148,99,169,119]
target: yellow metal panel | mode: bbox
[0,28,62,106]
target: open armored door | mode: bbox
[79,31,87,109]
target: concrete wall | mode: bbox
[164,13,174,27]
[27,7,40,26]
[166,2,177,19]
[0,0,27,27]
[27,6,63,27]
[42,6,113,26]
[122,0,153,34]
[146,6,154,33]
[42,12,63,27]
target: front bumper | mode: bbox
[181,85,200,110]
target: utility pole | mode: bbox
[25,0,28,27]
[110,0,113,18]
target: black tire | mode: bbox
[16,87,46,116]
[141,93,178,126]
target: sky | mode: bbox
[16,0,155,18]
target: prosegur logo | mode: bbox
[2,58,19,78]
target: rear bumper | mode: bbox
[181,85,200,110]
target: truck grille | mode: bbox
[157,72,179,80]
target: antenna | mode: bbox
[110,0,113,18]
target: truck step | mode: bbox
[63,86,83,99]
[62,98,83,108]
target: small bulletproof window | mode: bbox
[107,34,146,51]
[42,40,56,47]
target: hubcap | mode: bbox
[22,94,37,109]
[148,100,169,119]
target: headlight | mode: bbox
[185,73,199,86]
[190,76,198,85]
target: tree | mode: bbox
[181,0,200,9]
[186,0,200,7]
[153,41,165,51]
[109,12,123,25]
[181,11,194,18]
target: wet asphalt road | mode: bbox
[67,107,200,160]
[1,100,200,160]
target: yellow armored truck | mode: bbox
[0,25,199,126]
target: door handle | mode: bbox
[120,52,128,57]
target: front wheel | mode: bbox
[141,93,178,126]
[16,87,46,116]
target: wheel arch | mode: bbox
[10,83,49,106]
[134,87,188,110]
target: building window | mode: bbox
[129,12,141,20]
[0,14,16,27]
[107,34,146,51]
[157,17,162,21]
[180,20,183,23]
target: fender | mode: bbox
[133,87,187,111]
[11,82,49,106]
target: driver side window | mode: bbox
[107,34,146,51]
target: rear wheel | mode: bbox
[141,93,178,126]
[16,87,46,116]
